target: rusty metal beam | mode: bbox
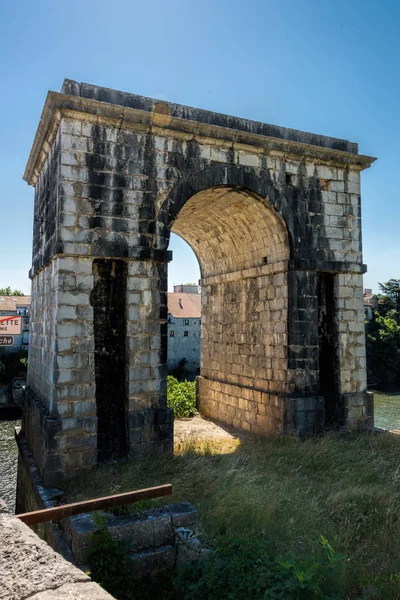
[16,484,173,525]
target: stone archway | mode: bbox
[161,183,290,433]
[19,79,376,487]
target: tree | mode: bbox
[377,279,400,320]
[0,287,24,296]
[366,313,400,383]
[366,278,400,383]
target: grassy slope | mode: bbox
[66,432,400,594]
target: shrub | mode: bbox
[89,514,174,600]
[0,361,5,383]
[167,376,197,419]
[175,536,346,600]
[88,514,136,600]
[0,349,28,384]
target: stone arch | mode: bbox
[155,163,293,256]
[156,165,292,433]
[20,81,375,489]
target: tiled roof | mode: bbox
[167,292,201,318]
[16,296,31,306]
[363,294,379,307]
[0,296,31,311]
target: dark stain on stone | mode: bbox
[138,134,157,238]
[32,135,61,273]
[87,124,107,231]
[318,272,343,427]
[90,259,128,461]
[86,124,128,237]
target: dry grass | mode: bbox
[66,431,400,594]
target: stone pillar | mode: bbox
[336,273,373,429]
[287,269,324,434]
[25,256,97,486]
[126,260,173,451]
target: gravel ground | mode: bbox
[0,420,19,513]
[174,414,249,443]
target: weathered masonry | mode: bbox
[22,80,376,486]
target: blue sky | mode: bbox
[0,0,398,294]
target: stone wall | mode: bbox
[22,80,376,483]
[0,499,113,600]
[62,501,198,570]
[199,263,288,432]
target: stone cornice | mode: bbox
[24,86,377,186]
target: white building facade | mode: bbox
[167,286,201,377]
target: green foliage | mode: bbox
[360,573,400,599]
[89,513,174,600]
[89,514,346,600]
[377,279,400,318]
[176,536,346,600]
[0,349,28,384]
[88,513,136,600]
[366,313,400,383]
[167,376,197,419]
[365,278,400,383]
[0,287,24,296]
[0,361,5,382]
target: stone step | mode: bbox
[63,501,198,565]
[128,545,175,579]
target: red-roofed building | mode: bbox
[167,286,201,376]
[0,296,31,351]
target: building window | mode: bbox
[199,319,201,325]
[170,330,175,337]
[184,331,189,337]
[183,319,189,325]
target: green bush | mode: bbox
[175,536,346,600]
[0,361,5,383]
[0,349,28,384]
[167,376,197,419]
[89,522,347,600]
[89,514,174,600]
[88,514,136,600]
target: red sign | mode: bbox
[0,336,14,346]
[0,316,22,335]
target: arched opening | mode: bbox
[167,234,201,380]
[166,185,290,434]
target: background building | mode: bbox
[172,284,200,295]
[167,285,201,377]
[0,296,30,352]
[363,289,379,321]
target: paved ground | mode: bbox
[174,414,248,443]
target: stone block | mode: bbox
[175,527,209,569]
[29,582,114,599]
[0,510,91,600]
[129,545,175,580]
[166,502,198,530]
